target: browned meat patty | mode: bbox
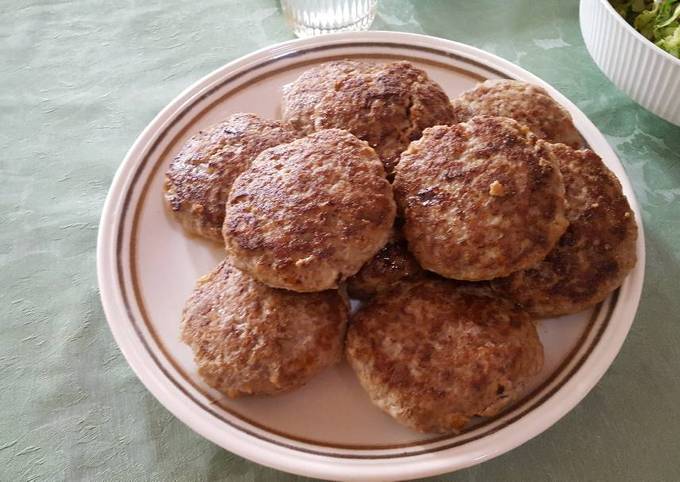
[181,260,348,398]
[164,113,300,242]
[282,60,456,174]
[346,279,544,434]
[346,227,423,299]
[451,79,584,149]
[223,129,396,292]
[393,116,569,281]
[492,143,638,317]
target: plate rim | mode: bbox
[97,30,646,480]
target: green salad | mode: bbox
[610,0,680,58]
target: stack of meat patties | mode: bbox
[164,60,638,434]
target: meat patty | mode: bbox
[492,143,638,317]
[282,60,456,174]
[451,79,584,149]
[346,227,423,299]
[393,116,569,281]
[223,129,396,292]
[346,279,544,433]
[181,260,348,398]
[164,113,300,242]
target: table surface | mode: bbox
[2,0,679,480]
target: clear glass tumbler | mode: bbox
[281,0,378,38]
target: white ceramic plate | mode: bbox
[97,31,645,480]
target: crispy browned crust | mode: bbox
[393,116,568,281]
[223,129,396,292]
[282,60,456,174]
[180,260,348,398]
[346,227,423,299]
[164,113,300,242]
[492,143,638,317]
[346,279,544,434]
[451,79,584,149]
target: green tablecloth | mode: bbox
[2,0,679,480]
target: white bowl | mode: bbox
[580,0,680,125]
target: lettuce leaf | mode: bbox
[634,3,660,39]
[657,20,680,56]
[657,2,680,27]
[611,0,680,58]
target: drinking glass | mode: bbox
[281,0,378,38]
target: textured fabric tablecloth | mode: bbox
[2,0,679,480]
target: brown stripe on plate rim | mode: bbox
[113,40,614,458]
